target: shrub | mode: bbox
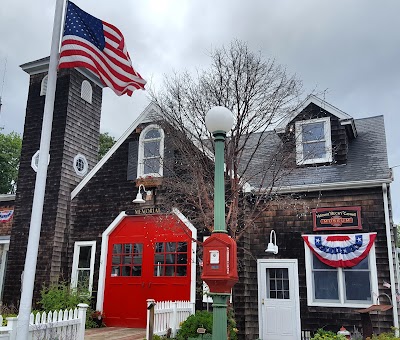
[367,330,400,339]
[311,328,347,340]
[176,311,213,340]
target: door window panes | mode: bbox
[111,243,143,277]
[154,242,188,277]
[266,268,290,299]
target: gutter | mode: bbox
[260,178,392,194]
[382,183,399,334]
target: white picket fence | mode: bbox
[146,300,195,338]
[0,303,88,340]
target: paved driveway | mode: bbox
[85,327,146,340]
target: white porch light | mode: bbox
[205,106,234,133]
[265,230,278,255]
[132,184,146,204]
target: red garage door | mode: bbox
[103,215,192,328]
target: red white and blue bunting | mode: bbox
[0,209,14,223]
[302,233,377,268]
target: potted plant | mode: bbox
[91,310,105,327]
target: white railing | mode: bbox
[0,303,88,340]
[146,299,195,338]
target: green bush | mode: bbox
[367,330,400,339]
[176,311,213,340]
[176,309,237,340]
[311,328,346,340]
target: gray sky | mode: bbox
[0,0,399,222]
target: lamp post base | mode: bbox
[210,293,230,340]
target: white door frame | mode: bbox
[257,259,301,340]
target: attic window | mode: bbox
[295,117,332,165]
[81,80,93,104]
[137,125,164,178]
[40,75,48,96]
[73,154,88,177]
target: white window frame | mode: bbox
[40,75,48,96]
[71,241,96,293]
[304,243,378,308]
[295,117,332,165]
[81,80,93,104]
[73,154,89,177]
[137,124,164,178]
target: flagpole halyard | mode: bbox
[16,0,67,338]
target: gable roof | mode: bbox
[243,115,391,193]
[71,102,159,199]
[275,95,357,137]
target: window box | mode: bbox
[136,176,163,187]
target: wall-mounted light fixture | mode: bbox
[132,184,152,204]
[265,230,278,255]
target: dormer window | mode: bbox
[137,125,164,178]
[295,117,332,165]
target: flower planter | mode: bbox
[136,177,163,187]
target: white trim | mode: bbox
[382,183,399,334]
[96,209,197,312]
[275,94,354,134]
[0,240,9,303]
[71,103,160,200]
[0,194,15,202]
[257,259,301,340]
[295,117,332,165]
[137,124,165,178]
[71,241,96,293]
[267,178,392,194]
[304,244,378,308]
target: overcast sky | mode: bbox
[0,0,399,222]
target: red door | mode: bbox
[103,215,192,328]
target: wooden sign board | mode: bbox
[312,206,362,231]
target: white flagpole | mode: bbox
[16,0,67,338]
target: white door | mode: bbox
[258,259,301,340]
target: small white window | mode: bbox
[31,150,50,172]
[40,75,48,96]
[304,245,378,308]
[295,117,332,165]
[73,154,88,177]
[71,241,96,293]
[81,80,93,104]
[137,124,164,178]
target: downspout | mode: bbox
[382,183,399,333]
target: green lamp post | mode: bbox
[203,106,237,340]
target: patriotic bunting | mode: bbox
[0,210,14,223]
[302,233,376,268]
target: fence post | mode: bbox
[171,301,178,337]
[6,317,18,340]
[77,303,89,340]
[146,299,156,340]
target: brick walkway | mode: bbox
[85,327,146,340]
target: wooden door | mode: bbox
[103,215,192,328]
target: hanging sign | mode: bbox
[0,209,14,223]
[313,206,362,231]
[302,232,376,268]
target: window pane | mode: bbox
[77,270,90,290]
[145,129,161,139]
[303,141,326,159]
[132,266,142,276]
[302,122,324,142]
[113,244,122,254]
[312,255,332,269]
[78,246,91,268]
[112,255,121,265]
[121,265,131,276]
[144,141,160,157]
[348,256,369,270]
[344,271,371,301]
[314,271,339,300]
[144,158,161,174]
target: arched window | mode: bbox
[40,75,48,96]
[81,80,93,104]
[137,125,164,178]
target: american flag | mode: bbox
[59,1,146,96]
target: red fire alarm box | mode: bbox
[201,233,238,293]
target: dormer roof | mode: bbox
[275,95,357,138]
